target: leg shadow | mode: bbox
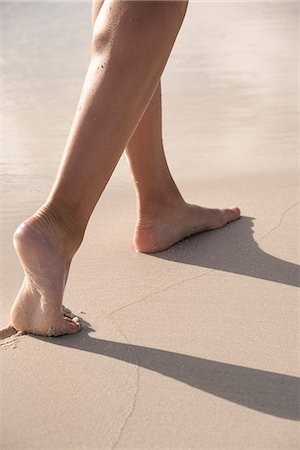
[152,216,299,288]
[38,324,299,422]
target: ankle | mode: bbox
[137,189,185,224]
[40,202,85,254]
[16,202,85,259]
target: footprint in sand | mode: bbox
[0,327,25,350]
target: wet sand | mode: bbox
[1,2,299,449]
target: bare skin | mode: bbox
[125,83,240,252]
[3,0,240,338]
[10,213,80,336]
[7,0,190,337]
[92,0,240,253]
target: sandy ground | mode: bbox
[1,1,299,449]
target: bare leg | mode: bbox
[8,0,188,336]
[125,85,241,252]
[92,1,240,254]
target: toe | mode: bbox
[65,317,81,334]
[62,305,75,319]
[46,317,81,336]
[232,207,241,217]
[222,207,241,224]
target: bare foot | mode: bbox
[9,210,82,337]
[134,202,241,253]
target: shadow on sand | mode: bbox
[151,216,299,288]
[7,214,300,421]
[45,217,298,419]
[42,322,299,421]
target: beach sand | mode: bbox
[1,1,299,448]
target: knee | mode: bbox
[91,23,112,55]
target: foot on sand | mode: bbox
[134,202,241,253]
[8,209,82,337]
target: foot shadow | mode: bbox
[152,216,299,288]
[40,322,299,421]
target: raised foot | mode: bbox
[9,215,81,337]
[134,203,241,253]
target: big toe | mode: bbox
[222,207,241,224]
[47,317,81,337]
